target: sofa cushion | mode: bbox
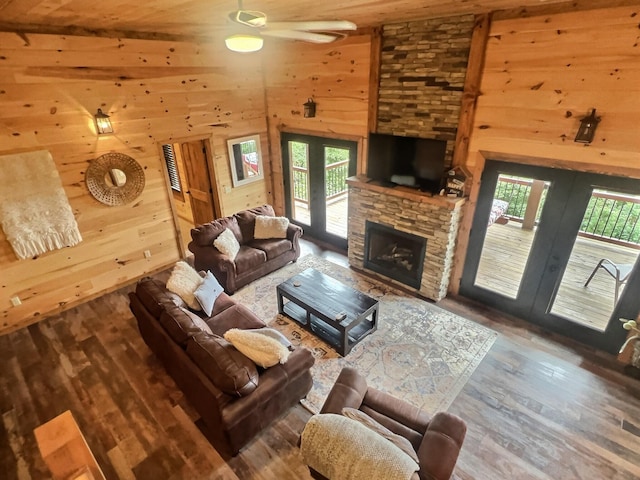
[234,246,267,274]
[214,228,241,260]
[254,215,289,239]
[208,292,236,318]
[249,238,293,260]
[235,204,275,243]
[166,261,204,310]
[223,328,291,368]
[194,271,225,316]
[207,304,266,336]
[191,215,243,246]
[135,278,181,318]
[179,307,214,335]
[186,332,259,397]
[158,304,208,347]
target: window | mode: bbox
[162,144,184,201]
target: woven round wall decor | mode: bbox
[86,153,145,206]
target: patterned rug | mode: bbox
[233,255,498,414]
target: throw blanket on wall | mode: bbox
[0,150,82,260]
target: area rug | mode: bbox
[233,255,498,414]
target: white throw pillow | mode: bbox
[166,261,203,310]
[223,328,290,368]
[254,215,289,239]
[213,228,240,260]
[194,271,224,317]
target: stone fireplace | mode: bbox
[364,221,427,290]
[348,178,464,301]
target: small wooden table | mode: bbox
[277,268,379,356]
[34,410,105,480]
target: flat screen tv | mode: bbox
[366,132,447,194]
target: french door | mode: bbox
[281,133,357,250]
[461,160,640,352]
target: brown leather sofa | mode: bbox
[188,204,302,294]
[129,277,314,457]
[308,367,467,480]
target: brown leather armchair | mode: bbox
[307,367,467,480]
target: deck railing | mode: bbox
[495,176,640,247]
[292,160,349,205]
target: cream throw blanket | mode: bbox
[0,150,82,259]
[300,414,419,480]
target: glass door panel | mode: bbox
[282,133,356,250]
[324,146,350,238]
[288,141,310,226]
[549,188,640,331]
[474,174,549,299]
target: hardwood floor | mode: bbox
[1,239,639,479]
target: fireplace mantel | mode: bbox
[346,176,465,210]
[347,176,465,301]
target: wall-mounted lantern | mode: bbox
[304,98,317,118]
[94,108,114,135]
[574,108,600,144]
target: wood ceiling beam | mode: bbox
[0,22,214,43]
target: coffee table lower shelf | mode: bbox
[280,300,376,356]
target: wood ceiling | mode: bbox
[0,0,626,40]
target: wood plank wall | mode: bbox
[0,32,272,335]
[262,34,374,214]
[451,5,640,291]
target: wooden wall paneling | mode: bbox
[450,4,640,294]
[263,35,373,215]
[0,32,272,335]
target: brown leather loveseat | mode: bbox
[188,204,302,294]
[129,277,314,456]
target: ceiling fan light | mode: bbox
[225,34,264,53]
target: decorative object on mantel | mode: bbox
[304,98,317,118]
[0,150,82,260]
[443,166,467,197]
[574,108,600,144]
[86,153,145,206]
[94,108,113,135]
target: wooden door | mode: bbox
[180,140,218,226]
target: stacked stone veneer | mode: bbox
[348,183,464,301]
[377,14,475,167]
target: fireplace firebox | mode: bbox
[363,221,427,289]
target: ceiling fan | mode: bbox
[225,1,357,52]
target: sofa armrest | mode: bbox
[188,241,236,281]
[417,412,466,480]
[287,223,303,242]
[319,367,368,414]
[222,346,315,421]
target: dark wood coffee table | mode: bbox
[276,268,379,356]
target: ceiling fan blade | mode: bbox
[266,20,357,32]
[261,29,340,44]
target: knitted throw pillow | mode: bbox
[213,228,240,260]
[165,261,203,310]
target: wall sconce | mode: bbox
[225,34,264,53]
[304,98,317,118]
[94,108,114,135]
[574,108,600,144]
